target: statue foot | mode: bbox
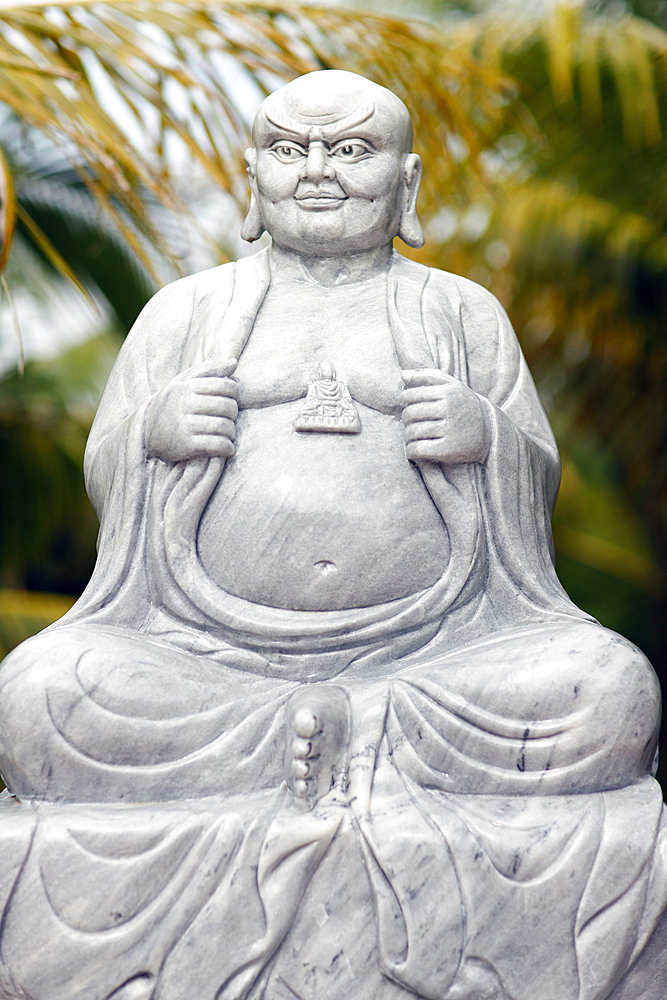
[285,685,350,808]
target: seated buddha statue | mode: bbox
[0,70,664,1000]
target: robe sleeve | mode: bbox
[430,271,559,488]
[425,271,574,611]
[83,275,199,518]
[64,267,233,626]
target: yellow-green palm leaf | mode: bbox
[0,0,512,286]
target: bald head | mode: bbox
[243,69,423,253]
[253,70,413,155]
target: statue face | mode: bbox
[246,72,421,256]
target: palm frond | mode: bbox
[0,141,14,272]
[495,178,663,291]
[0,331,119,588]
[0,0,514,294]
[453,2,667,148]
[15,167,156,327]
[396,5,667,589]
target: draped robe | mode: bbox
[72,247,582,664]
[0,250,664,1000]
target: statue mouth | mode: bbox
[295,190,347,209]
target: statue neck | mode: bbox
[268,242,393,287]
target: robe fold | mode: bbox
[68,248,584,660]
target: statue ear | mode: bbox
[241,193,265,243]
[241,148,266,243]
[398,153,424,249]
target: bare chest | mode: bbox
[232,277,404,415]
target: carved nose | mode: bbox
[301,144,334,182]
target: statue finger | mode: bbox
[406,438,476,465]
[189,434,235,458]
[401,400,446,424]
[401,368,454,388]
[399,384,452,407]
[191,376,239,398]
[191,395,238,419]
[189,416,236,439]
[404,419,446,442]
[180,358,238,380]
[405,439,447,463]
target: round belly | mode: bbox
[197,401,450,611]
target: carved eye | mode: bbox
[270,143,306,162]
[331,141,372,161]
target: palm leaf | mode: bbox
[15,170,156,327]
[15,200,96,305]
[0,141,14,272]
[408,5,667,572]
[453,3,667,147]
[0,0,514,298]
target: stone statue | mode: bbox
[0,70,664,1000]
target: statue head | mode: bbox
[242,70,423,254]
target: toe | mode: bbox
[293,778,310,798]
[293,708,320,739]
[293,737,313,759]
[293,759,310,779]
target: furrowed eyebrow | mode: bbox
[262,124,310,145]
[325,131,375,147]
[263,102,375,145]
[269,137,307,148]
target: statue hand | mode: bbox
[400,369,491,466]
[145,359,239,462]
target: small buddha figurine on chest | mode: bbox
[295,361,361,433]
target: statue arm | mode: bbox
[395,268,558,491]
[410,271,560,503]
[455,276,562,515]
[394,268,568,605]
[83,276,199,518]
[447,274,566,578]
[83,264,240,518]
[451,274,558,455]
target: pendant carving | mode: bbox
[295,361,361,434]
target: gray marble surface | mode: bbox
[0,70,664,1000]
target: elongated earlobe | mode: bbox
[398,153,424,249]
[241,194,265,243]
[398,212,424,249]
[241,147,266,243]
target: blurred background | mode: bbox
[0,0,665,787]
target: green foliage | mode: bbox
[0,333,119,592]
[16,169,156,329]
[0,588,74,659]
